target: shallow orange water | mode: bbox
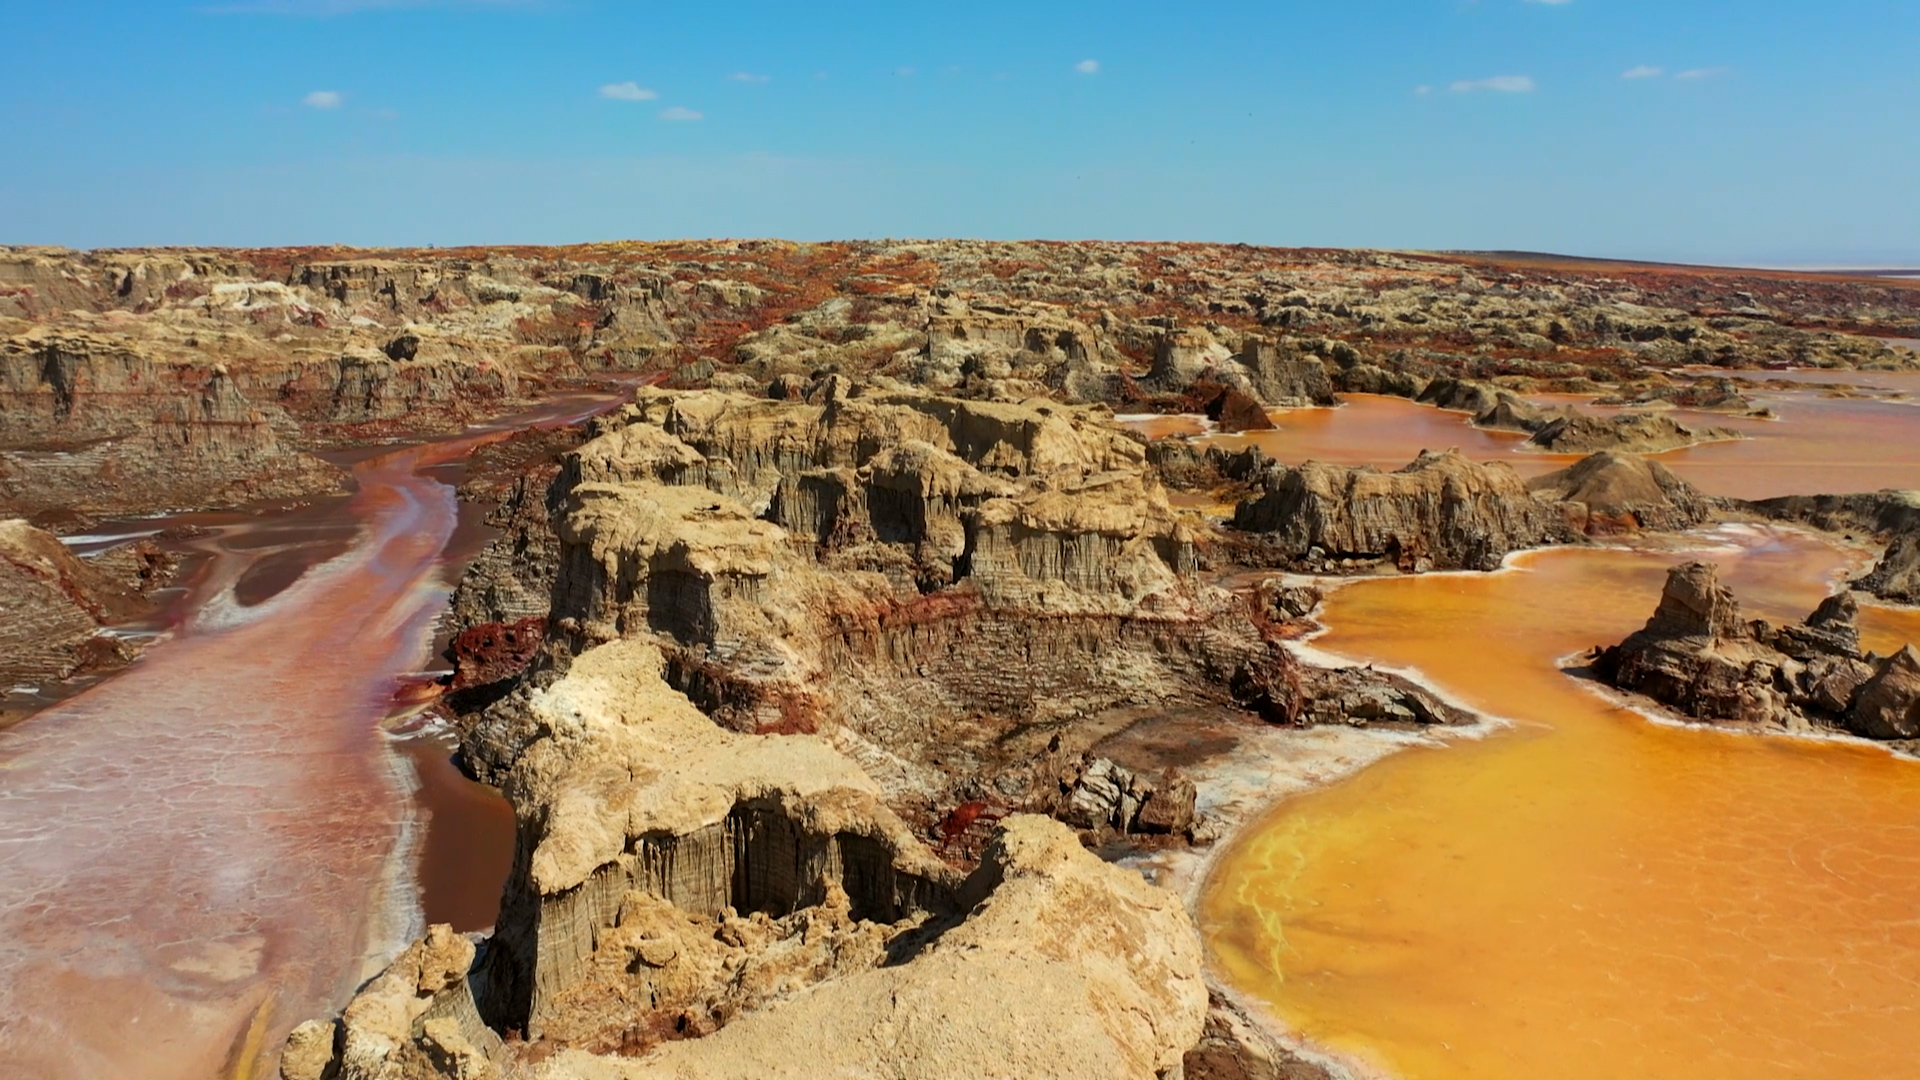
[1182,387,1920,500]
[1202,529,1920,1080]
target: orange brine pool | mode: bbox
[1201,528,1920,1080]
[1174,387,1920,501]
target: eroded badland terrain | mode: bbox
[4,241,1920,1080]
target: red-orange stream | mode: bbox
[0,394,615,1080]
[1201,529,1920,1080]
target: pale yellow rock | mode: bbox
[534,816,1206,1080]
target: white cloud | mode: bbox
[1075,59,1100,75]
[599,82,658,101]
[1621,66,1664,80]
[659,106,703,122]
[1675,67,1728,80]
[1415,85,1432,95]
[302,90,343,108]
[730,72,770,84]
[895,66,916,77]
[1450,75,1535,93]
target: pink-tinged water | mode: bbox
[0,392,621,1080]
[0,443,460,1079]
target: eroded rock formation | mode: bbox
[1418,376,1744,453]
[297,642,1207,1080]
[1857,533,1920,605]
[9,241,1911,525]
[1748,490,1920,606]
[0,519,175,685]
[1229,449,1575,571]
[456,382,1300,819]
[1527,452,1716,535]
[1594,561,1920,739]
[1524,410,1740,455]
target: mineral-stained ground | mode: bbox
[3,242,1919,1079]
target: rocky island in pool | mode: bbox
[3,241,1920,1080]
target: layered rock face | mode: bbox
[0,519,174,685]
[0,333,348,521]
[1594,561,1920,739]
[1229,449,1576,572]
[1527,452,1716,535]
[298,641,1207,1080]
[451,382,1298,820]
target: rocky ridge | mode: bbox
[1526,452,1717,535]
[8,242,1915,526]
[1417,377,1743,454]
[1229,448,1575,571]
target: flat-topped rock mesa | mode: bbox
[1526,451,1717,535]
[0,519,177,686]
[451,382,1304,821]
[1228,448,1577,572]
[1593,560,1920,740]
[289,640,1207,1080]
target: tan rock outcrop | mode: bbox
[536,816,1206,1080]
[1524,410,1740,454]
[304,643,1206,1080]
[1230,449,1575,572]
[466,639,960,1038]
[450,385,1294,811]
[1527,451,1716,535]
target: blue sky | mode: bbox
[2,1,1916,264]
